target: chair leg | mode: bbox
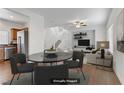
[31,72,33,85]
[17,73,21,80]
[80,68,86,80]
[10,74,15,85]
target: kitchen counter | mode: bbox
[0,44,17,48]
[0,44,17,61]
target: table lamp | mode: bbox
[97,41,109,59]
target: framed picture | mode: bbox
[116,9,124,53]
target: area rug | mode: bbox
[3,71,89,85]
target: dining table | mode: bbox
[28,51,73,66]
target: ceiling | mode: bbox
[0,9,29,23]
[0,8,112,28]
[27,8,112,27]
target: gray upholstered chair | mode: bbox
[34,65,68,85]
[64,50,86,80]
[9,53,34,85]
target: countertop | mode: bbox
[0,44,17,48]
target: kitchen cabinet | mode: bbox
[11,28,23,41]
[11,30,17,40]
[0,47,4,61]
[0,45,17,61]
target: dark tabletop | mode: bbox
[28,51,73,63]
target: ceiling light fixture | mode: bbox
[75,24,81,28]
[10,16,14,18]
[72,20,87,28]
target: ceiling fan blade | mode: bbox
[81,24,87,26]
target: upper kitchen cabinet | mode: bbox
[11,28,22,40]
[11,28,18,40]
[0,47,4,61]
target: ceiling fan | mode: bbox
[72,20,87,28]
[55,19,87,29]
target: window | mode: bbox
[0,31,9,44]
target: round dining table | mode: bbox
[28,51,73,64]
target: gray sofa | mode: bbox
[85,53,112,66]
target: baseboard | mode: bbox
[88,63,112,68]
[113,68,122,85]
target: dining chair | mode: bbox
[64,50,86,80]
[9,53,34,85]
[34,65,68,85]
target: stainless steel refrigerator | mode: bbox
[17,29,28,57]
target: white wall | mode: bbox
[28,14,45,54]
[0,19,25,43]
[106,8,124,84]
[107,24,114,54]
[10,9,45,55]
[45,25,106,50]
[44,27,73,51]
[94,25,106,42]
[89,25,106,48]
[69,25,106,48]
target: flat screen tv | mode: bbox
[78,39,90,46]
